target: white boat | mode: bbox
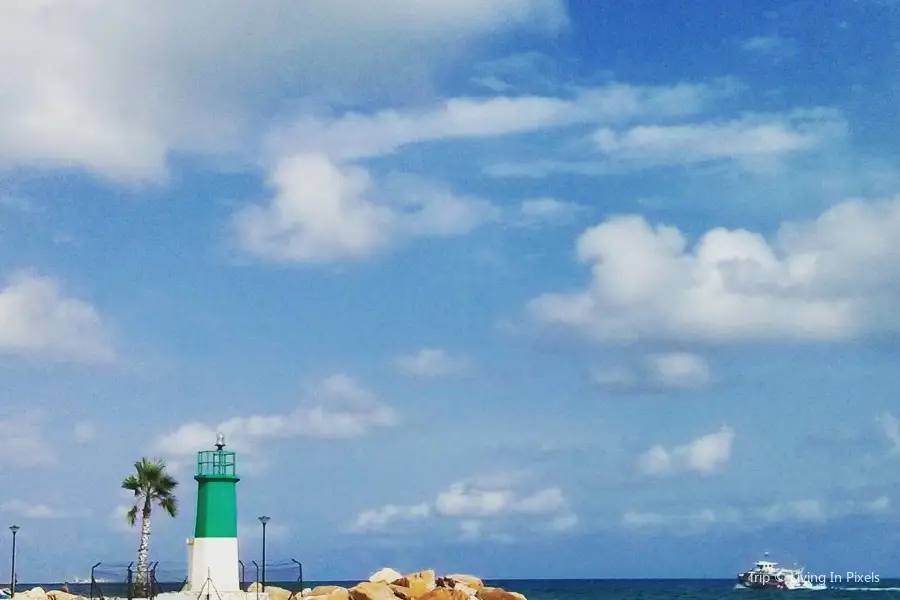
[737,553,825,590]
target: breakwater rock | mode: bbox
[248,568,526,600]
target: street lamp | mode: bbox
[258,516,270,590]
[9,525,19,599]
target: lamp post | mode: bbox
[258,516,270,590]
[9,525,20,598]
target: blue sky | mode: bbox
[1,0,900,583]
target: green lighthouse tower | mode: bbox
[186,434,241,592]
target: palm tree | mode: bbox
[121,458,179,595]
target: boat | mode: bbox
[737,553,823,590]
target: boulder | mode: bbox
[443,576,483,591]
[307,587,350,600]
[248,582,263,592]
[418,589,472,600]
[368,568,404,584]
[349,581,399,600]
[20,588,47,600]
[265,585,296,600]
[46,592,83,600]
[393,570,436,597]
[309,587,346,595]
[476,589,522,600]
[389,586,415,600]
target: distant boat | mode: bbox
[70,577,109,584]
[736,553,824,590]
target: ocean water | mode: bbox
[12,579,900,600]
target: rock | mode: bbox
[393,570,436,597]
[350,581,400,600]
[443,576,483,591]
[309,587,347,596]
[301,589,313,597]
[265,585,296,600]
[368,568,404,584]
[307,587,350,600]
[418,589,471,600]
[46,592,83,600]
[389,586,414,600]
[21,588,47,600]
[248,582,263,592]
[476,588,523,600]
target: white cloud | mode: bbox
[877,412,900,455]
[267,81,730,163]
[760,499,826,523]
[623,496,890,532]
[528,196,900,344]
[592,109,844,171]
[0,272,115,363]
[592,352,710,390]
[590,365,639,388]
[233,154,499,263]
[236,79,733,265]
[646,353,710,388]
[351,503,432,533]
[153,374,398,465]
[0,0,566,181]
[740,35,796,58]
[515,198,585,226]
[637,426,735,477]
[393,348,471,378]
[0,499,86,520]
[109,489,137,534]
[73,421,97,443]
[0,410,56,468]
[349,472,576,537]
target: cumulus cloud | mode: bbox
[153,374,397,465]
[233,154,499,263]
[622,496,890,532]
[528,196,900,344]
[352,503,432,533]
[0,272,115,363]
[877,412,900,455]
[349,472,577,537]
[592,352,710,390]
[0,0,566,181]
[393,348,471,378]
[0,410,56,468]
[637,426,735,476]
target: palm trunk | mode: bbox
[136,502,151,596]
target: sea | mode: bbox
[11,579,900,600]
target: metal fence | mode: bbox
[65,558,302,600]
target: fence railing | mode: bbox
[72,558,302,600]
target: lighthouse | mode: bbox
[186,434,241,592]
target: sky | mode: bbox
[1,0,900,584]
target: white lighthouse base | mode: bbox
[155,589,268,600]
[155,593,269,600]
[186,537,241,593]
